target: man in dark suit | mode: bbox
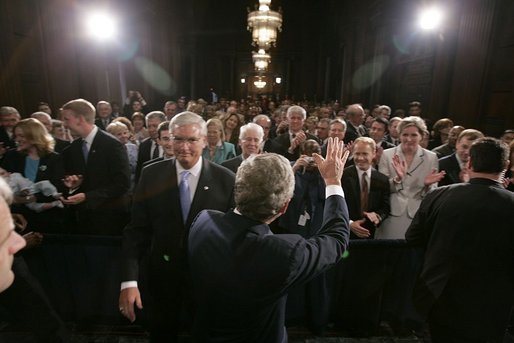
[134,111,166,183]
[406,137,514,343]
[94,101,114,130]
[141,121,172,169]
[0,106,20,154]
[344,103,367,144]
[271,105,320,161]
[342,137,390,239]
[60,98,130,235]
[221,123,263,173]
[188,138,350,343]
[119,112,235,342]
[438,129,484,186]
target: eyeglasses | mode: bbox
[172,137,202,145]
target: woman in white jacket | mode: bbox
[377,116,445,239]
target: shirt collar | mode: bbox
[84,126,99,147]
[356,166,372,180]
[176,156,202,178]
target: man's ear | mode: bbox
[278,199,291,216]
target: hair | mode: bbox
[502,129,514,137]
[318,118,331,126]
[96,100,111,109]
[431,118,454,138]
[345,104,364,118]
[235,153,294,222]
[389,117,402,126]
[469,137,509,174]
[330,118,347,132]
[62,99,96,124]
[131,112,145,123]
[378,105,391,115]
[239,123,264,141]
[301,139,321,155]
[286,105,307,120]
[0,106,20,118]
[408,101,422,109]
[457,129,484,143]
[106,121,128,136]
[354,136,377,152]
[169,111,207,136]
[398,116,427,135]
[164,100,177,107]
[31,111,52,123]
[145,111,166,124]
[157,121,171,138]
[112,117,134,134]
[51,119,63,129]
[0,178,13,205]
[253,114,271,124]
[14,118,55,156]
[372,117,389,130]
[206,118,225,141]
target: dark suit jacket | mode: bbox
[342,166,390,238]
[62,129,130,234]
[188,194,349,343]
[121,158,235,293]
[271,131,320,161]
[379,140,395,150]
[53,138,70,154]
[0,127,15,150]
[438,153,461,186]
[1,150,65,197]
[220,155,243,174]
[344,121,362,144]
[134,137,153,183]
[94,117,112,131]
[406,178,514,340]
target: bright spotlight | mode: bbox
[418,7,443,30]
[87,12,117,40]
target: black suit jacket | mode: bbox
[342,166,390,238]
[271,131,320,161]
[406,178,514,340]
[188,193,349,343]
[94,117,112,131]
[121,158,235,290]
[220,155,243,174]
[438,153,461,186]
[134,137,153,183]
[62,129,130,234]
[0,127,15,150]
[344,121,361,144]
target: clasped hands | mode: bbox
[60,175,86,205]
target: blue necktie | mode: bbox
[82,140,88,162]
[179,171,191,224]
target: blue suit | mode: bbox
[188,193,350,343]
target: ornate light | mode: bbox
[254,78,267,88]
[247,0,282,49]
[252,49,271,71]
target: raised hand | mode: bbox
[391,154,407,181]
[424,168,446,186]
[312,137,349,186]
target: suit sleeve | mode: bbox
[285,194,350,287]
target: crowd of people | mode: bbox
[0,92,513,342]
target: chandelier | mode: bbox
[252,49,271,71]
[254,78,267,88]
[247,0,282,49]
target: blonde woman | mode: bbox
[202,119,236,164]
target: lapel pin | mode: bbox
[204,186,209,190]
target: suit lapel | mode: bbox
[401,145,425,176]
[187,159,213,226]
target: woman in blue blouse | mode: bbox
[202,118,235,164]
[1,118,66,232]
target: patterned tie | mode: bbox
[179,171,191,224]
[360,172,369,215]
[82,140,89,162]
